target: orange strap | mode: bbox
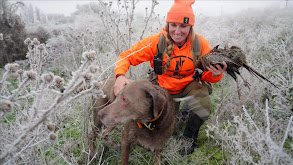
[137,122,143,128]
[149,105,164,122]
[136,90,165,130]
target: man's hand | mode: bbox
[206,61,227,77]
[114,75,131,96]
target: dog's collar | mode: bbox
[136,103,165,131]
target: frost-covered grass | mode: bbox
[201,9,293,165]
[0,1,292,164]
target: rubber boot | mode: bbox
[180,112,204,156]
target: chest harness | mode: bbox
[149,33,213,95]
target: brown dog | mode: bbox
[89,78,175,165]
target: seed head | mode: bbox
[47,124,55,131]
[0,100,12,113]
[93,81,103,89]
[24,38,31,45]
[38,44,45,50]
[49,133,57,140]
[92,82,106,98]
[82,51,96,61]
[24,70,37,81]
[0,33,3,40]
[89,65,99,74]
[83,73,92,83]
[18,69,24,75]
[4,63,19,73]
[54,76,64,89]
[33,38,39,45]
[41,73,54,84]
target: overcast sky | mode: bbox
[24,0,289,17]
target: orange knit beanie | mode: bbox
[166,0,195,26]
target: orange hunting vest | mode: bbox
[115,28,222,94]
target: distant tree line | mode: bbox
[0,0,77,67]
[0,0,26,67]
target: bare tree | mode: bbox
[0,0,24,28]
[0,0,26,67]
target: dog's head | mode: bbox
[98,80,168,127]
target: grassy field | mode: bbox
[0,1,292,164]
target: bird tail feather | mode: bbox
[243,64,278,88]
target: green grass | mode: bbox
[283,137,293,153]
[2,110,17,123]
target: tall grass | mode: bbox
[200,9,293,165]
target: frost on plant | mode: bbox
[206,102,293,164]
[0,3,292,165]
[0,37,107,164]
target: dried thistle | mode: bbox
[93,81,103,89]
[18,69,24,75]
[24,71,37,81]
[32,38,39,45]
[4,63,19,73]
[41,73,54,84]
[54,76,64,89]
[49,133,57,140]
[92,81,106,98]
[47,124,55,131]
[82,51,96,61]
[38,44,45,50]
[83,73,92,83]
[24,38,31,45]
[89,65,99,74]
[0,100,12,113]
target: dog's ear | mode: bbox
[144,83,166,118]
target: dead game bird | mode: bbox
[196,45,277,97]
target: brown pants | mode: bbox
[171,81,211,121]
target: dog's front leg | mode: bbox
[89,126,98,160]
[154,150,162,165]
[89,122,102,160]
[89,97,107,160]
[121,131,131,165]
